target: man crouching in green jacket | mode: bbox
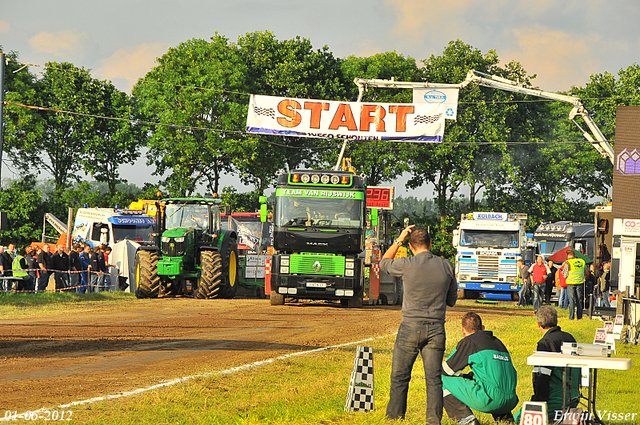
[442,312,518,424]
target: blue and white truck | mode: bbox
[452,212,528,300]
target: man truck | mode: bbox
[267,170,366,307]
[452,212,528,300]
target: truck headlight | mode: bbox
[345,259,355,269]
[346,269,354,277]
[281,266,289,274]
[162,237,170,243]
[507,276,517,283]
[280,256,290,266]
[174,237,185,243]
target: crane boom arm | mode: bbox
[353,71,614,164]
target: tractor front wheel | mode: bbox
[134,250,160,299]
[198,251,224,299]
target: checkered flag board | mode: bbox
[414,113,443,125]
[344,345,375,412]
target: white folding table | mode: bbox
[527,352,632,424]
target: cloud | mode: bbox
[0,19,10,33]
[95,43,169,93]
[29,29,93,59]
[500,26,603,91]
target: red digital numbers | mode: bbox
[366,187,394,209]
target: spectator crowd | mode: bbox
[0,242,114,293]
[516,251,612,318]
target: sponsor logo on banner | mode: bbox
[246,94,446,142]
[423,90,446,103]
[413,87,459,120]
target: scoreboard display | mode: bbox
[366,186,394,210]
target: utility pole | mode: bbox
[0,51,5,192]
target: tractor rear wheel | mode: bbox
[219,239,239,299]
[198,251,224,299]
[134,250,160,299]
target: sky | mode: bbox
[1,0,638,197]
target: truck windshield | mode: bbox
[276,196,363,228]
[459,230,519,248]
[538,241,570,255]
[165,204,211,232]
[112,225,155,243]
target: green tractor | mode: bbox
[134,197,238,299]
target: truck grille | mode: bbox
[290,254,345,276]
[477,256,499,279]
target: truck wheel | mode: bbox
[394,277,404,306]
[198,251,224,299]
[219,239,239,299]
[270,292,285,305]
[457,289,466,300]
[134,250,160,299]
[348,288,364,308]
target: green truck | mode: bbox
[268,170,366,307]
[134,197,238,299]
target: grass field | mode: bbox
[0,291,135,317]
[2,296,639,424]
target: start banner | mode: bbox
[246,94,446,142]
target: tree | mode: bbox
[4,61,139,197]
[80,81,144,195]
[132,35,245,196]
[233,31,347,187]
[407,41,534,222]
[0,176,47,246]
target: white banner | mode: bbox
[412,88,459,120]
[246,94,445,142]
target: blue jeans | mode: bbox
[567,284,584,320]
[558,287,568,309]
[37,271,50,292]
[387,320,446,425]
[517,281,530,306]
[532,282,545,311]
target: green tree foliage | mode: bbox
[407,41,540,223]
[3,61,141,198]
[133,35,245,197]
[233,31,347,183]
[0,176,47,246]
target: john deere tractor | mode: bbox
[134,197,238,299]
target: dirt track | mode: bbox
[0,298,530,413]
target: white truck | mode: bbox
[452,212,528,300]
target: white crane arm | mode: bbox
[353,71,615,164]
[45,213,68,235]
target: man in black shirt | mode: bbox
[25,246,39,291]
[37,244,53,291]
[514,305,580,423]
[68,244,83,290]
[52,244,70,291]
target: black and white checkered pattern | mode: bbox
[253,106,276,118]
[347,387,374,412]
[345,346,375,412]
[414,113,443,124]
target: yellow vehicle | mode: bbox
[129,200,160,218]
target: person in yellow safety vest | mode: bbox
[562,249,587,320]
[12,248,34,291]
